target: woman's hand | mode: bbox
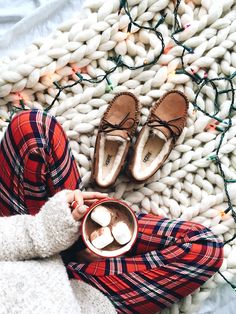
[66,190,108,221]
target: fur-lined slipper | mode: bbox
[129,90,189,182]
[92,92,140,188]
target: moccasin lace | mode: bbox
[101,112,135,140]
[146,113,183,142]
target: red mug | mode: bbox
[78,198,138,258]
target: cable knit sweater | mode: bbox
[0,189,116,314]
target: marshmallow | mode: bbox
[90,227,114,249]
[112,222,132,245]
[90,205,111,227]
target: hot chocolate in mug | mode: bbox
[72,198,138,258]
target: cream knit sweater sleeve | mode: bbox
[0,189,81,261]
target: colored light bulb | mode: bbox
[210,124,216,131]
[164,46,173,54]
[220,211,225,218]
[72,65,80,74]
[169,71,176,77]
[184,23,191,29]
[17,92,23,100]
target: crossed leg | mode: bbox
[0,109,223,314]
[0,109,81,216]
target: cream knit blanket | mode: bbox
[0,0,236,313]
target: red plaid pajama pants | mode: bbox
[0,109,223,314]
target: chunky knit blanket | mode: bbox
[0,0,236,313]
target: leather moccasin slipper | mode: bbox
[92,92,140,188]
[128,90,189,182]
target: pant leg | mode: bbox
[0,109,81,216]
[68,213,224,314]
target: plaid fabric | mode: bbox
[0,109,81,216]
[68,214,223,314]
[0,109,223,313]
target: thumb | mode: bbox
[72,204,89,221]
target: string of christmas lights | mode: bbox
[42,3,167,112]
[170,0,236,291]
[6,0,236,289]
